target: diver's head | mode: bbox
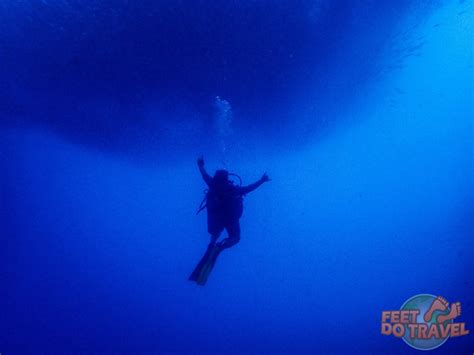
[213,169,229,185]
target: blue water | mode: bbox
[1,1,472,353]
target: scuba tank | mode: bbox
[196,173,243,216]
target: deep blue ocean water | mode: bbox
[1,1,472,353]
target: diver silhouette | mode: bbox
[189,156,270,285]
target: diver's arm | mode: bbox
[239,173,270,194]
[197,156,213,186]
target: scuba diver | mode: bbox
[189,156,270,285]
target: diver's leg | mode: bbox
[190,213,226,283]
[207,212,224,245]
[218,236,240,249]
[196,244,222,285]
[210,234,219,245]
[218,220,241,250]
[193,221,223,284]
[190,232,221,282]
[194,220,238,284]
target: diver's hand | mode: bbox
[261,172,271,183]
[197,156,205,167]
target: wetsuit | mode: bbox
[199,165,264,249]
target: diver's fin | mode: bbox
[189,243,218,282]
[196,245,221,285]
